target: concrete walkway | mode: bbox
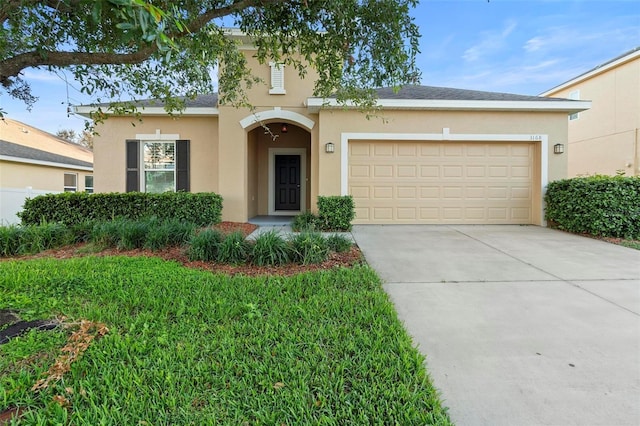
[351,225,640,426]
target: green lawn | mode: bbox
[0,257,452,425]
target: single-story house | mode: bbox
[76,31,590,225]
[0,118,94,225]
[541,47,640,177]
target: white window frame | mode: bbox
[269,62,286,95]
[568,90,580,121]
[84,175,94,193]
[141,140,176,193]
[64,172,77,192]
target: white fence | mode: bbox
[0,187,59,225]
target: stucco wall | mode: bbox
[93,116,218,193]
[545,56,640,176]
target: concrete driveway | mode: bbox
[351,225,640,426]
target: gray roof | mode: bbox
[373,85,569,101]
[87,84,574,110]
[92,93,219,109]
[0,140,93,168]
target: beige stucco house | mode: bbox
[541,47,640,177]
[0,118,94,224]
[77,32,589,225]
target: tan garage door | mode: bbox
[349,141,536,224]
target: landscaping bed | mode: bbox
[4,222,364,276]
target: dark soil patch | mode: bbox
[3,222,364,276]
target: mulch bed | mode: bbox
[4,222,364,277]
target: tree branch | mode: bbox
[0,0,293,87]
[0,47,156,88]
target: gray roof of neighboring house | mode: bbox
[372,85,569,101]
[541,46,640,94]
[0,140,93,168]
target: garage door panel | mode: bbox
[349,141,535,224]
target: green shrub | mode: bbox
[292,211,318,232]
[317,196,355,231]
[290,232,329,265]
[545,175,640,239]
[217,232,251,265]
[188,229,224,261]
[326,233,353,253]
[251,230,291,266]
[18,192,223,227]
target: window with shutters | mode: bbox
[269,62,286,95]
[126,139,190,193]
[143,141,176,193]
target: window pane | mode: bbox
[64,173,77,187]
[144,142,175,170]
[85,175,94,193]
[145,171,175,193]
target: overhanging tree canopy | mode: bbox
[0,0,420,118]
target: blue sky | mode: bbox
[2,0,638,136]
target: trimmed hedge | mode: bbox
[18,192,223,227]
[317,195,355,231]
[545,176,640,239]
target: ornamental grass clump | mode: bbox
[187,228,224,261]
[251,230,291,266]
[89,220,122,247]
[116,219,150,250]
[0,225,21,256]
[326,233,352,253]
[144,218,195,251]
[290,231,329,265]
[217,231,251,265]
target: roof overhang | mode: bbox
[306,98,592,114]
[73,106,219,118]
[0,155,93,171]
[540,48,640,96]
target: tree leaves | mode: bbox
[1,0,421,117]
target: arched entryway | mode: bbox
[246,122,312,218]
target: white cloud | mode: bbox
[524,36,544,52]
[463,20,518,62]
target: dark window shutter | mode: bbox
[126,140,140,192]
[176,140,190,192]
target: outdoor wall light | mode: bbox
[325,142,335,153]
[553,143,565,154]
[281,123,288,133]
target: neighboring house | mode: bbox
[0,118,94,225]
[76,30,589,225]
[541,47,640,177]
